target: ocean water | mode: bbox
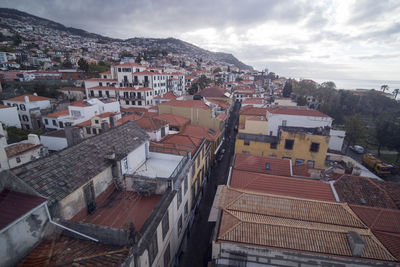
[311,78,400,91]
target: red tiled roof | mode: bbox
[85,78,117,82]
[208,99,229,109]
[239,106,267,116]
[334,176,399,209]
[154,113,190,127]
[6,94,51,102]
[181,125,221,141]
[0,190,46,230]
[135,116,167,131]
[292,164,311,177]
[116,113,143,125]
[159,99,210,109]
[160,92,177,100]
[18,235,129,266]
[97,112,119,118]
[70,100,89,107]
[196,86,226,98]
[234,154,291,176]
[120,106,148,113]
[5,143,40,157]
[45,109,69,118]
[73,189,162,231]
[229,170,336,202]
[268,107,331,118]
[350,205,400,260]
[242,98,264,105]
[153,133,203,156]
[134,70,160,75]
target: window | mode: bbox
[284,139,294,150]
[125,100,129,105]
[295,159,305,166]
[265,162,271,170]
[44,119,48,125]
[178,215,183,235]
[16,157,21,163]
[270,142,277,149]
[244,139,250,146]
[162,210,169,239]
[86,127,91,134]
[52,120,57,126]
[148,233,158,265]
[118,68,121,72]
[92,128,97,134]
[163,243,171,267]
[307,160,315,168]
[310,142,320,152]
[282,120,287,126]
[59,121,64,128]
[90,90,94,97]
[95,120,99,124]
[138,101,142,106]
[71,110,81,117]
[184,202,188,219]
[99,82,103,86]
[177,188,182,209]
[98,91,103,97]
[105,91,110,97]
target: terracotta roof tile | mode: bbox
[0,190,46,230]
[230,169,336,202]
[292,164,311,177]
[216,186,397,262]
[5,143,40,157]
[181,125,220,141]
[239,106,267,116]
[234,154,291,177]
[45,109,69,118]
[6,94,51,102]
[18,235,129,266]
[334,176,399,209]
[153,133,203,156]
[70,100,89,107]
[153,113,190,127]
[134,116,167,131]
[196,86,226,98]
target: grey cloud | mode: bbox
[347,0,399,25]
[354,53,400,60]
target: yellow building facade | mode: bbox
[235,127,330,169]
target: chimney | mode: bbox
[25,95,29,103]
[347,231,365,257]
[110,115,117,128]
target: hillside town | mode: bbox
[0,7,400,267]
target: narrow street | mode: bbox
[179,102,240,267]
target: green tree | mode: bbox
[213,67,222,73]
[120,51,133,58]
[374,114,397,157]
[296,95,307,106]
[282,79,292,97]
[344,115,365,153]
[381,84,389,93]
[78,58,89,72]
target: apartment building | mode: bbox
[3,94,52,130]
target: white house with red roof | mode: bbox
[3,94,52,130]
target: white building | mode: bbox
[42,98,120,130]
[328,129,346,152]
[0,134,48,171]
[266,108,333,136]
[3,94,52,130]
[0,104,21,128]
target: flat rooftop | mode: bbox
[132,152,183,178]
[73,189,162,231]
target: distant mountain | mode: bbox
[0,8,253,70]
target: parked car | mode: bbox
[350,145,364,154]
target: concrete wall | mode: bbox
[40,135,68,151]
[267,113,332,136]
[58,167,113,220]
[126,142,147,173]
[329,129,345,151]
[0,106,21,128]
[0,204,50,267]
[240,118,268,135]
[212,241,397,267]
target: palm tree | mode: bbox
[381,84,389,93]
[393,88,399,99]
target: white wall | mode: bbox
[0,106,21,128]
[267,113,333,136]
[40,135,68,151]
[126,142,147,173]
[328,129,345,151]
[0,204,49,267]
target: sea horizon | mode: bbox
[306,78,400,91]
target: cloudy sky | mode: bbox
[1,0,400,87]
